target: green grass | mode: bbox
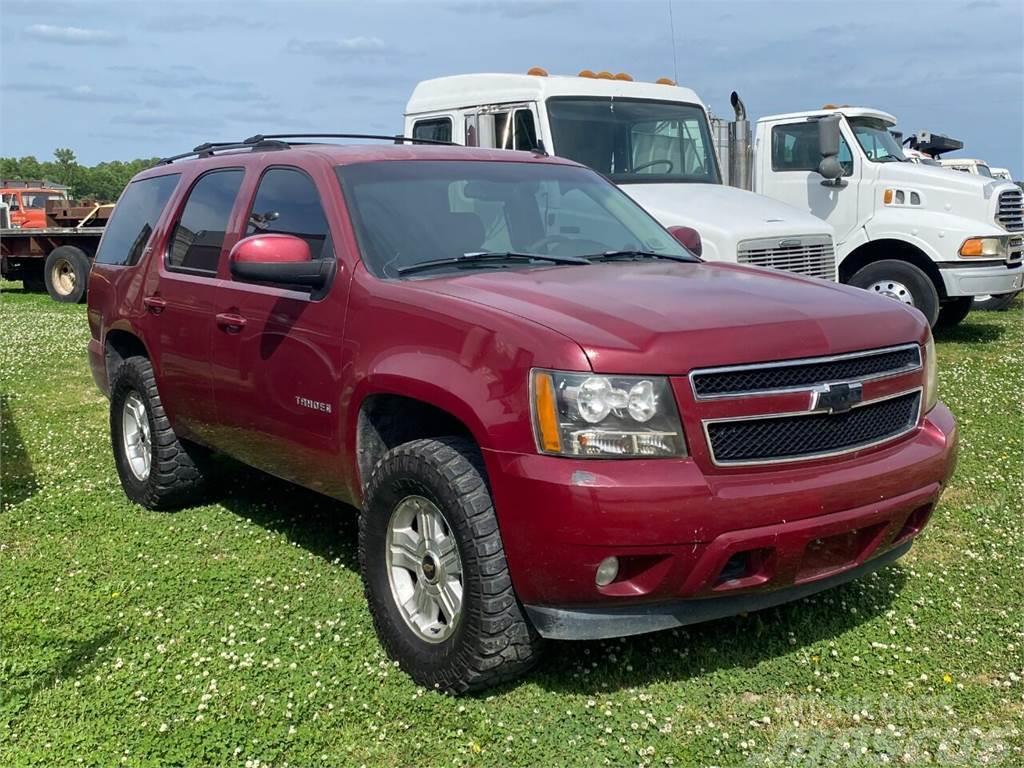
[1,284,1022,767]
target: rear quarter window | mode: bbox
[96,174,180,266]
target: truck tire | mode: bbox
[44,245,90,303]
[360,436,542,694]
[973,291,1021,311]
[847,260,940,327]
[935,296,974,329]
[110,356,208,510]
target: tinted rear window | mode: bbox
[96,174,180,266]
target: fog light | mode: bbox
[595,556,619,587]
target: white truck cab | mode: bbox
[750,107,1023,327]
[939,158,996,178]
[405,71,838,282]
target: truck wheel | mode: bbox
[360,437,542,694]
[935,296,974,329]
[44,245,90,303]
[848,260,940,326]
[973,291,1021,311]
[110,356,208,510]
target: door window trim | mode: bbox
[164,167,245,278]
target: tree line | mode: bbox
[0,149,159,203]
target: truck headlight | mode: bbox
[959,237,1005,258]
[531,370,687,457]
[923,334,938,413]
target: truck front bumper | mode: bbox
[484,404,957,640]
[937,260,1023,297]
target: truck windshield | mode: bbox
[21,191,67,208]
[546,97,721,184]
[847,117,905,163]
[337,160,693,278]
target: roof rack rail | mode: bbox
[155,138,290,166]
[154,133,459,167]
[242,133,458,146]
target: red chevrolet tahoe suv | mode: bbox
[87,136,958,693]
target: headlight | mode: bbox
[923,333,938,412]
[959,237,1005,258]
[531,370,687,458]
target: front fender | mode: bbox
[865,208,1003,262]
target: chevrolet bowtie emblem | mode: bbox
[811,382,863,414]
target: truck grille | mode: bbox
[691,344,921,398]
[997,188,1023,232]
[705,390,921,465]
[737,234,836,281]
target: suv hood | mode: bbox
[416,261,925,374]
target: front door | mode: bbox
[209,164,349,497]
[761,119,863,247]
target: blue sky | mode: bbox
[1,0,1021,176]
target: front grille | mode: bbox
[692,345,921,398]
[705,391,921,465]
[737,235,836,281]
[997,188,1023,232]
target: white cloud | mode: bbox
[25,24,120,45]
[285,36,394,58]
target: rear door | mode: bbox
[148,167,246,443]
[208,163,351,497]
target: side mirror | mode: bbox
[229,234,329,288]
[667,225,702,257]
[817,114,847,187]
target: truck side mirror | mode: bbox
[817,115,847,187]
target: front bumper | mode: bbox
[937,260,1023,297]
[484,404,957,640]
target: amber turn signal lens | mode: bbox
[532,371,562,453]
[883,189,894,204]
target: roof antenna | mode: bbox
[667,0,679,83]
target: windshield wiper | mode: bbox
[396,251,589,276]
[584,249,695,263]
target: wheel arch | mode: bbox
[840,238,947,300]
[354,390,481,501]
[105,328,150,385]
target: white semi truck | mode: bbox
[731,101,1023,327]
[406,70,1023,328]
[405,70,839,284]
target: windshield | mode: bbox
[976,164,993,178]
[21,191,67,209]
[546,97,721,184]
[337,160,693,278]
[848,117,905,162]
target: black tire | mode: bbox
[972,291,1021,312]
[110,356,208,510]
[360,437,542,694]
[43,245,90,303]
[847,260,940,327]
[935,296,974,329]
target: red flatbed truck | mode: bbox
[1,196,113,303]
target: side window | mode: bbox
[771,122,852,176]
[412,117,452,143]
[512,109,537,151]
[96,174,180,266]
[246,168,333,260]
[167,169,244,274]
